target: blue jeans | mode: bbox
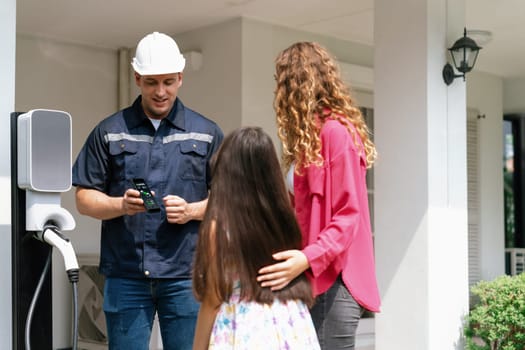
[103,277,199,350]
[310,276,364,350]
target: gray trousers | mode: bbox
[310,276,364,350]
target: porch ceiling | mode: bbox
[15,0,525,79]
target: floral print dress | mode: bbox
[209,281,320,349]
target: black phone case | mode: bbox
[132,178,160,212]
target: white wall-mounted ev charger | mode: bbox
[17,109,75,231]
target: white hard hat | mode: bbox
[131,32,186,75]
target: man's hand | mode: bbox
[122,188,147,215]
[257,250,310,291]
[76,187,146,220]
[164,195,193,224]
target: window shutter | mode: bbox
[467,108,481,289]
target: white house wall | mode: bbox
[503,78,525,113]
[175,18,244,136]
[240,19,277,147]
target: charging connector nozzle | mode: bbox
[35,224,79,274]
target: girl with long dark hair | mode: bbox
[192,127,320,349]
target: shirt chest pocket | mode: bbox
[307,165,326,197]
[108,140,139,180]
[178,140,208,181]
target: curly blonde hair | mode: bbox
[274,42,376,171]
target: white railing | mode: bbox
[505,248,525,276]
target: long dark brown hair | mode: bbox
[193,127,313,306]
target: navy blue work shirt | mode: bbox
[72,96,223,279]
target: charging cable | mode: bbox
[26,224,80,350]
[24,244,52,350]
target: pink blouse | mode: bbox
[293,119,381,312]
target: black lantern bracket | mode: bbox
[443,28,482,85]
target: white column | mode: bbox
[0,0,16,348]
[374,0,469,349]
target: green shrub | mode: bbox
[464,273,525,350]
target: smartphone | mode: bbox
[132,178,160,212]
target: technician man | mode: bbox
[73,32,223,349]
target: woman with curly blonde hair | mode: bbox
[257,42,381,350]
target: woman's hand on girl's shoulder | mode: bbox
[256,250,309,291]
